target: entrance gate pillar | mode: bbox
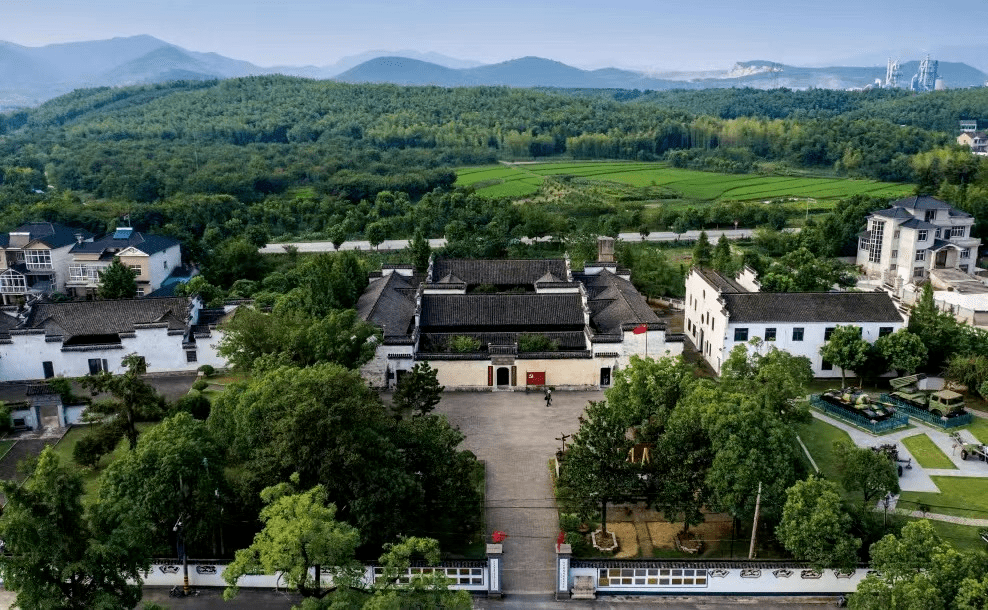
[555,543,571,600]
[486,543,502,598]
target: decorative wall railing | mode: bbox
[879,394,973,429]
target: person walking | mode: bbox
[544,388,552,407]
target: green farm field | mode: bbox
[455,162,913,203]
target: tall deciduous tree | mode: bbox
[97,258,137,300]
[874,329,928,376]
[0,448,147,610]
[223,474,362,603]
[776,476,861,570]
[650,399,712,536]
[604,355,694,435]
[96,412,227,554]
[819,325,870,387]
[410,230,432,273]
[833,440,900,509]
[908,282,964,370]
[391,362,444,417]
[559,400,638,536]
[80,352,165,450]
[721,341,813,425]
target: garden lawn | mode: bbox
[962,416,988,445]
[901,434,956,469]
[911,518,988,554]
[51,422,158,502]
[898,476,988,519]
[796,416,852,481]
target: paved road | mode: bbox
[259,229,775,254]
[433,389,604,595]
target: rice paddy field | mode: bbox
[456,162,913,204]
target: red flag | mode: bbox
[633,324,647,335]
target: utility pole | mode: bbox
[748,482,762,560]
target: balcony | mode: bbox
[67,265,107,286]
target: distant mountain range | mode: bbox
[1,35,985,108]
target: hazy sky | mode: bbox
[2,0,980,70]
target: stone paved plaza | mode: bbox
[434,389,604,595]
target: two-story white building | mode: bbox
[686,268,904,377]
[67,228,182,298]
[0,223,94,304]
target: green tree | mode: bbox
[692,230,713,267]
[80,353,165,450]
[363,536,472,610]
[649,399,712,536]
[712,234,734,273]
[559,400,638,536]
[776,476,861,570]
[174,275,225,308]
[96,412,227,554]
[223,474,362,604]
[819,325,870,387]
[874,329,928,376]
[604,355,694,435]
[391,362,444,417]
[721,341,813,425]
[409,230,432,273]
[833,440,900,509]
[850,520,988,610]
[204,237,267,288]
[759,247,857,292]
[97,258,137,300]
[0,448,147,610]
[908,282,964,369]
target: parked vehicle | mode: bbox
[819,388,896,422]
[888,374,966,418]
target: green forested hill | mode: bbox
[0,76,985,260]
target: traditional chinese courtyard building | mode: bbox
[357,239,683,390]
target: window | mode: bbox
[765,328,777,341]
[163,260,169,269]
[879,327,894,337]
[890,250,898,259]
[867,220,884,263]
[925,210,936,222]
[24,249,52,269]
[186,350,198,363]
[913,266,925,278]
[129,265,142,274]
[890,264,897,271]
[915,250,926,262]
[822,359,833,371]
[824,327,835,341]
[734,328,748,342]
[136,288,145,297]
[935,229,942,239]
[961,249,970,259]
[792,327,804,341]
[87,359,109,375]
[894,230,900,239]
[950,227,966,238]
[961,265,970,273]
[918,230,929,242]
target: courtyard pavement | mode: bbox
[433,389,604,596]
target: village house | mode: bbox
[66,227,183,298]
[356,238,683,390]
[685,267,904,377]
[0,295,230,383]
[0,222,94,305]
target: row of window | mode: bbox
[918,226,967,242]
[734,326,894,342]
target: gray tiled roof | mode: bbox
[70,231,179,256]
[723,292,903,324]
[420,293,584,328]
[900,218,937,230]
[577,269,662,336]
[693,268,746,294]
[1,222,93,249]
[431,259,568,286]
[355,272,417,338]
[872,207,913,220]
[892,196,952,210]
[929,239,962,251]
[19,297,191,340]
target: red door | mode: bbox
[526,371,546,386]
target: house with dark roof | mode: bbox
[67,227,183,298]
[0,222,94,305]
[0,296,230,382]
[357,239,683,390]
[686,267,904,376]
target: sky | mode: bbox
[2,0,983,71]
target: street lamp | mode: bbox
[173,515,190,595]
[883,492,892,529]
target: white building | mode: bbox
[0,296,230,382]
[0,222,94,305]
[357,240,684,390]
[857,196,981,290]
[67,228,183,298]
[686,268,904,377]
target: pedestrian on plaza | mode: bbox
[545,388,552,407]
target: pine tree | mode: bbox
[692,230,713,268]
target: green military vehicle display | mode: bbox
[888,374,966,419]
